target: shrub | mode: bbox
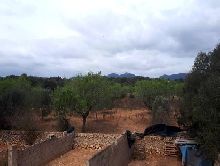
[57,116,70,131]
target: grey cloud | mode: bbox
[0,0,220,77]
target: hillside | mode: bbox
[160,73,187,80]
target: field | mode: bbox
[0,97,181,166]
[39,97,178,133]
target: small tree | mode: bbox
[152,96,170,124]
[53,72,113,132]
[53,87,74,130]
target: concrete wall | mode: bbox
[8,132,74,166]
[87,133,133,166]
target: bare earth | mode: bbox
[129,156,181,166]
[70,108,151,134]
[47,148,97,166]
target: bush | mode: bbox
[13,112,40,145]
[57,116,70,131]
[22,131,40,145]
[151,96,170,124]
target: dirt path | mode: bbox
[47,148,98,166]
[129,156,181,166]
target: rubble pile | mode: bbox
[0,131,26,147]
[0,130,64,149]
[74,133,120,151]
[133,136,176,160]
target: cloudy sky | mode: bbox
[0,0,220,77]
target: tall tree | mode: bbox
[180,44,220,160]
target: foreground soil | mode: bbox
[47,148,97,166]
[129,156,181,166]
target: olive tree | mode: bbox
[53,72,113,131]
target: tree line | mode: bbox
[0,72,183,130]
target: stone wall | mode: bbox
[0,130,64,149]
[133,136,176,160]
[8,132,74,166]
[74,133,121,150]
[0,150,7,166]
[87,133,133,166]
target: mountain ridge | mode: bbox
[107,72,187,80]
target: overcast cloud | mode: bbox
[0,0,220,77]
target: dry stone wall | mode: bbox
[133,136,176,160]
[74,133,121,151]
[0,130,64,149]
[8,132,74,166]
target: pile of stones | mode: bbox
[133,136,176,160]
[74,133,121,151]
[0,130,64,149]
[0,131,26,147]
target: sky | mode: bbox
[0,0,220,77]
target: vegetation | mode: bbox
[53,72,115,131]
[0,76,51,129]
[180,44,220,160]
[0,71,184,131]
[134,79,183,109]
[151,96,170,124]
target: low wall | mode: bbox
[87,133,133,166]
[8,132,74,166]
[74,133,121,150]
[132,136,175,160]
[0,150,7,166]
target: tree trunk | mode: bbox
[82,116,87,132]
[81,109,91,132]
[95,111,98,120]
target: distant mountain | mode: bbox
[107,73,120,78]
[107,72,136,78]
[160,73,188,80]
[120,72,136,78]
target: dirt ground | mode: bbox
[70,108,151,134]
[38,108,152,134]
[129,156,181,166]
[38,96,179,134]
[47,148,98,166]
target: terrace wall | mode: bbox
[8,132,74,166]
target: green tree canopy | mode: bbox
[53,72,114,131]
[180,44,220,160]
[134,79,183,108]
